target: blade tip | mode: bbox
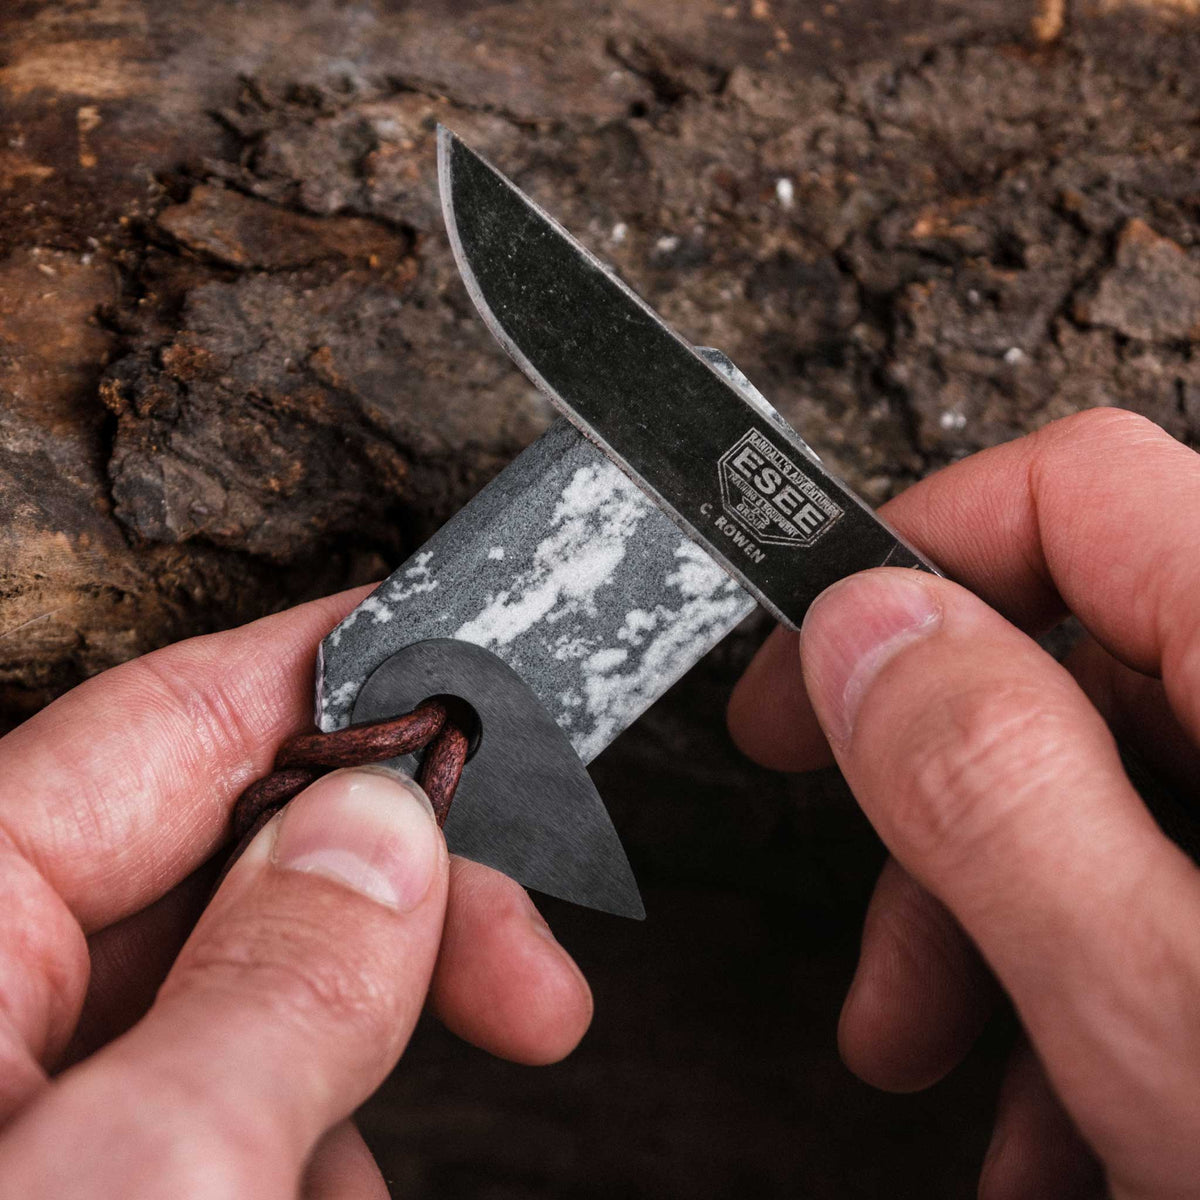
[607,883,646,921]
[583,895,646,921]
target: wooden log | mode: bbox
[3,2,1200,1193]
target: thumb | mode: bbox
[0,768,448,1198]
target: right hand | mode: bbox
[729,408,1200,1199]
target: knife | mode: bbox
[315,129,940,920]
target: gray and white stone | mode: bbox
[317,418,756,761]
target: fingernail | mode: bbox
[800,570,942,746]
[270,767,442,912]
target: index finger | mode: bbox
[0,588,372,930]
[729,407,1200,768]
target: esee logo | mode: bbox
[717,428,843,548]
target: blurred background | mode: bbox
[2,0,1199,1194]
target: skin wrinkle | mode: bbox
[1031,413,1200,681]
[0,585,599,1193]
[66,1056,290,1198]
[126,650,282,854]
[93,872,444,1186]
[1017,432,1058,613]
[135,653,252,798]
[3,702,210,915]
[1067,639,1200,779]
[1170,635,1200,744]
[135,631,308,796]
[1067,526,1166,678]
[819,577,1200,1189]
[879,873,973,992]
[840,860,995,1092]
[0,1013,46,1118]
[730,409,1200,776]
[167,896,414,1062]
[903,438,1061,631]
[1033,863,1200,1189]
[730,409,1200,1196]
[1156,568,1200,742]
[870,671,1084,881]
[431,858,592,1064]
[161,966,391,1133]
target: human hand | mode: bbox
[728,408,1200,1200]
[0,590,592,1197]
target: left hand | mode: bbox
[0,588,592,1195]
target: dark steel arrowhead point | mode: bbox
[352,639,645,920]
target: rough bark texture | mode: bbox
[3,1,1200,1195]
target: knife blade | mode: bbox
[437,127,938,630]
[315,130,939,916]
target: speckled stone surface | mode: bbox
[317,418,755,762]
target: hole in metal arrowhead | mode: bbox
[427,693,482,759]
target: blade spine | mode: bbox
[437,126,793,629]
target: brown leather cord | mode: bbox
[416,720,471,827]
[221,698,470,881]
[273,700,449,772]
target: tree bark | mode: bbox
[2,1,1199,1194]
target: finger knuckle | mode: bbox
[0,847,88,1057]
[44,1064,283,1196]
[134,1111,266,1196]
[1030,407,1174,504]
[133,648,269,782]
[1044,405,1166,450]
[873,868,958,979]
[890,682,1074,873]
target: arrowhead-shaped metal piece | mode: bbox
[352,639,645,920]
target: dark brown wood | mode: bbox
[6,0,1200,732]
